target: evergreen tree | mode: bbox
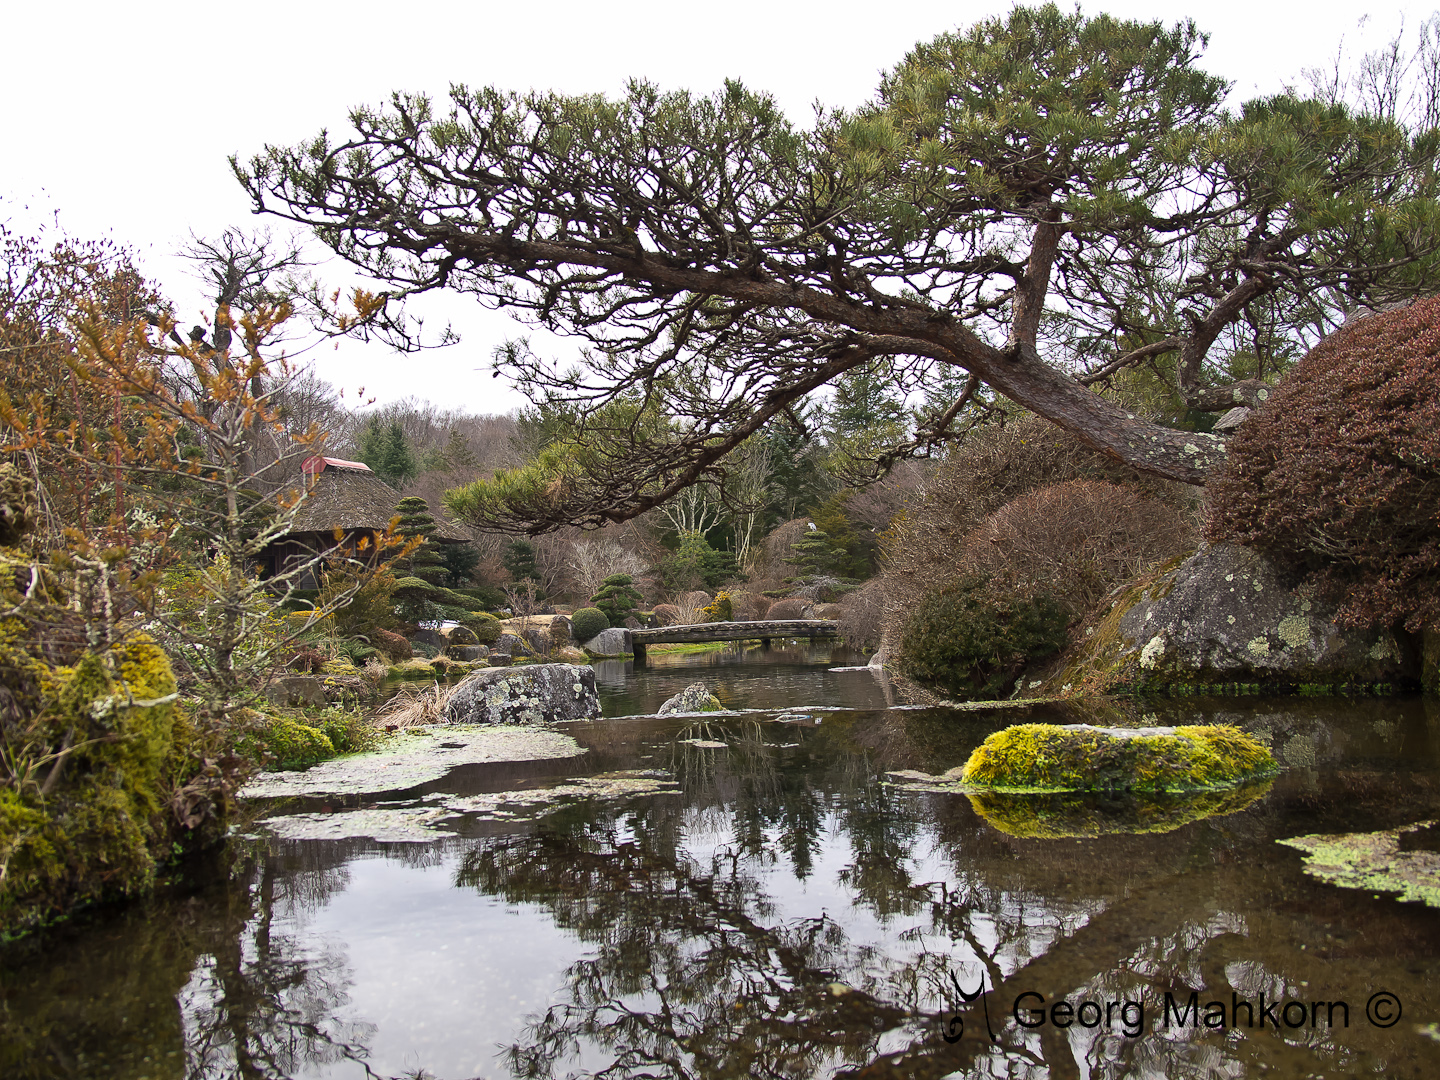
[591,574,643,624]
[358,419,418,487]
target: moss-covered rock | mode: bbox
[0,631,181,933]
[252,716,336,769]
[960,722,1276,793]
[1045,544,1414,697]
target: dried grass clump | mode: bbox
[1208,296,1440,630]
[673,591,711,625]
[378,682,455,728]
[837,578,887,652]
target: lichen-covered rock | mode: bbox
[1050,544,1413,695]
[657,682,724,715]
[495,632,534,657]
[582,627,632,657]
[961,722,1275,792]
[441,663,600,726]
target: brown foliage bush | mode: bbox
[878,414,1198,623]
[766,597,813,620]
[1208,297,1440,630]
[838,578,888,652]
[651,603,680,626]
[958,480,1193,619]
[372,627,413,663]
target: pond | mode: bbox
[3,643,1439,1079]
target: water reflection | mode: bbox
[3,650,1440,1080]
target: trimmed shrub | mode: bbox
[765,597,812,620]
[255,715,335,770]
[959,480,1193,619]
[457,610,502,645]
[570,606,609,642]
[1209,297,1440,630]
[591,573,643,624]
[652,603,680,627]
[897,574,1069,700]
[372,627,412,663]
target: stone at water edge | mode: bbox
[495,633,534,657]
[441,663,601,725]
[583,627,632,657]
[960,723,1276,793]
[657,683,724,715]
[1049,543,1411,695]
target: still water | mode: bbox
[4,643,1440,1079]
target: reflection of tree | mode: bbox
[183,843,378,1079]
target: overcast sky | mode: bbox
[2,1,1432,416]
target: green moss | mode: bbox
[967,779,1272,838]
[960,722,1276,793]
[251,716,335,770]
[1279,820,1440,907]
[0,632,181,933]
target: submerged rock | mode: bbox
[1279,820,1440,907]
[961,722,1275,792]
[441,663,600,726]
[657,682,724,715]
[1049,543,1413,695]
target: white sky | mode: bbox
[2,1,1431,415]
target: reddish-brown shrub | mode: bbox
[286,647,326,674]
[1208,298,1440,630]
[959,480,1193,618]
[651,603,680,626]
[766,597,813,620]
[372,627,413,663]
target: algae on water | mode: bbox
[1278,820,1440,908]
[239,724,587,799]
[258,771,681,842]
[960,723,1276,793]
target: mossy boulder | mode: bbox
[0,631,180,932]
[960,722,1276,793]
[250,715,336,770]
[657,683,724,715]
[1046,544,1414,697]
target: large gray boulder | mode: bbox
[494,633,534,657]
[582,626,632,657]
[1050,543,1414,695]
[657,682,724,715]
[441,663,600,725]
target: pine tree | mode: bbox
[591,574,643,624]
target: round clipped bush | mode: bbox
[651,603,680,626]
[897,574,1068,699]
[458,611,503,645]
[961,723,1276,793]
[1208,297,1440,630]
[570,606,609,642]
[765,597,812,620]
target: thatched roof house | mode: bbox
[260,457,472,587]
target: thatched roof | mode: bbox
[287,460,473,542]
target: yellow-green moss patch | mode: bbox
[960,723,1275,793]
[1279,820,1440,907]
